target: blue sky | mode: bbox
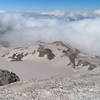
[0,0,100,11]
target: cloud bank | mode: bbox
[0,11,100,55]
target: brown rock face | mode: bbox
[37,46,55,60]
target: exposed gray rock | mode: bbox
[9,53,24,61]
[63,49,80,68]
[88,64,97,71]
[0,69,20,86]
[77,60,90,66]
[37,46,55,60]
[77,59,97,71]
[37,45,46,57]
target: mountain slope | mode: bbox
[0,73,100,100]
[0,41,100,99]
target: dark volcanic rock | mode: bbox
[88,64,97,71]
[77,60,97,71]
[9,53,24,61]
[0,70,20,86]
[77,60,90,66]
[37,46,46,57]
[37,46,55,60]
[45,48,55,60]
[63,49,80,67]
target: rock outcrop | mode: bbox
[0,41,98,71]
[9,53,24,61]
[0,69,20,86]
[88,64,97,71]
[77,60,90,66]
[38,46,55,60]
[77,60,97,71]
[63,48,80,68]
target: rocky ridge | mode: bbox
[0,41,99,71]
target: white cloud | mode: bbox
[0,11,100,55]
[40,10,64,16]
[94,10,100,15]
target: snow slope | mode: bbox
[0,41,100,99]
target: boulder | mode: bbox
[0,69,20,86]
